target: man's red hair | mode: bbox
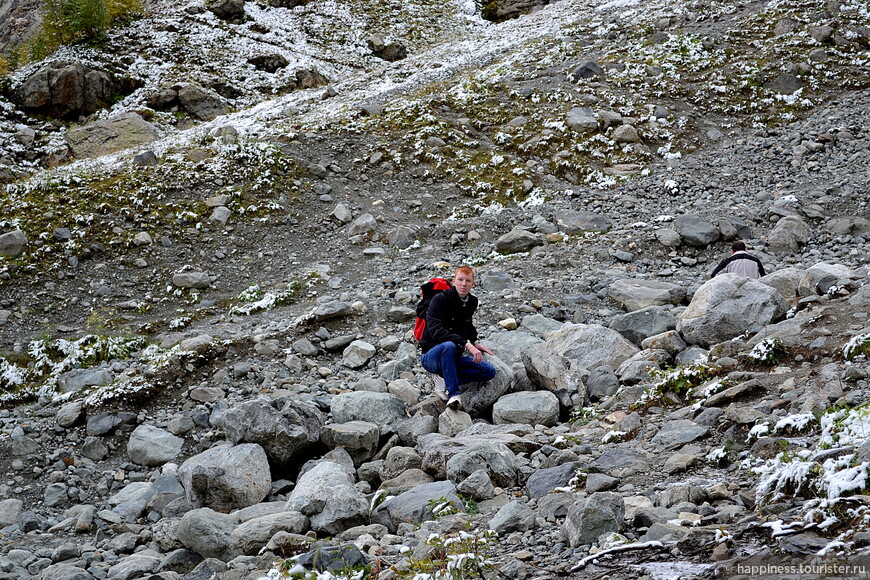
[454,265,475,280]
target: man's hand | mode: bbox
[467,342,493,363]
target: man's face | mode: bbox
[453,272,474,298]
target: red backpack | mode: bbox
[413,278,452,342]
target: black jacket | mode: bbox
[419,287,479,354]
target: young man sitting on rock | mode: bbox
[711,240,766,279]
[419,266,496,410]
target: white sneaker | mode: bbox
[429,372,448,401]
[447,395,463,410]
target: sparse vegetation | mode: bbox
[426,496,463,520]
[18,0,144,63]
[747,337,787,365]
[843,332,870,361]
[747,404,870,540]
[635,360,721,408]
[228,281,305,316]
[400,527,498,579]
[0,334,145,400]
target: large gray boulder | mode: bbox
[545,323,640,371]
[608,279,686,312]
[57,368,113,394]
[177,508,239,560]
[798,262,857,296]
[650,420,708,449]
[0,229,28,257]
[522,343,587,407]
[492,391,560,426]
[562,492,625,547]
[495,227,544,254]
[12,59,129,119]
[211,397,324,467]
[419,430,540,480]
[106,552,161,579]
[520,314,565,338]
[851,284,870,307]
[342,340,377,368]
[177,83,231,120]
[481,0,551,22]
[286,461,368,536]
[489,500,536,534]
[0,499,23,527]
[677,274,789,347]
[347,213,377,237]
[460,355,513,416]
[230,511,308,556]
[446,442,518,488]
[826,216,870,237]
[320,421,380,466]
[608,306,677,346]
[767,215,812,255]
[590,448,650,478]
[759,267,805,300]
[65,112,160,159]
[556,210,612,234]
[565,107,599,133]
[178,443,271,511]
[127,425,184,466]
[330,392,407,435]
[371,480,460,533]
[172,270,210,289]
[526,462,577,499]
[205,0,245,21]
[674,215,720,247]
[484,331,543,367]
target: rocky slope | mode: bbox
[0,0,869,578]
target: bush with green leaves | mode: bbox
[18,0,143,63]
[745,403,870,542]
[401,528,498,579]
[0,334,178,403]
[747,337,787,365]
[228,283,303,316]
[634,360,720,408]
[843,332,870,361]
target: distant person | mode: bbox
[419,266,496,410]
[711,241,766,279]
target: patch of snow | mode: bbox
[631,561,714,580]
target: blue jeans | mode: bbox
[420,341,497,397]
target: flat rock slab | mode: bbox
[66,112,160,159]
[589,448,650,478]
[650,420,708,449]
[703,380,766,407]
